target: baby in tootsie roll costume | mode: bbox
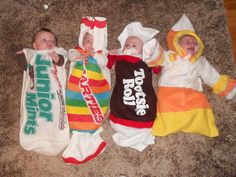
[107,22,162,151]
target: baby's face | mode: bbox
[179,35,198,55]
[82,32,94,52]
[123,36,143,56]
[33,31,56,50]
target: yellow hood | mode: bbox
[167,15,204,63]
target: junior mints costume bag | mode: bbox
[19,48,70,155]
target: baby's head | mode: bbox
[32,28,57,50]
[123,36,144,56]
[82,32,94,53]
[179,35,198,56]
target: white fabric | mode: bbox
[67,49,111,87]
[118,22,159,50]
[142,38,161,61]
[158,51,221,91]
[78,16,107,52]
[19,48,70,156]
[110,121,155,152]
[226,86,236,99]
[62,128,106,162]
[171,14,195,32]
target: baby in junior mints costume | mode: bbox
[107,22,162,151]
[62,17,111,164]
[16,28,70,155]
[147,14,236,137]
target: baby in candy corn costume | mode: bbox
[147,14,236,137]
[62,17,111,164]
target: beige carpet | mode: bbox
[1,0,236,176]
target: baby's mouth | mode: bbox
[186,47,196,55]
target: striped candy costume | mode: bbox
[62,16,110,164]
[66,48,110,133]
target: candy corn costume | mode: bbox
[19,48,70,155]
[108,22,161,151]
[62,17,111,164]
[149,15,236,137]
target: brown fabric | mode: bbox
[110,56,157,123]
[1,0,236,177]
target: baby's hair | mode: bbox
[32,28,57,45]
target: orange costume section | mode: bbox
[152,87,219,137]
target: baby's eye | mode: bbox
[41,39,47,43]
[132,45,137,48]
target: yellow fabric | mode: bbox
[72,68,105,80]
[152,108,219,137]
[169,53,177,62]
[167,30,204,63]
[212,75,230,94]
[66,105,108,114]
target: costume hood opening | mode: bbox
[78,16,107,53]
[117,22,160,60]
[167,14,204,62]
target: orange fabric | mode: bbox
[167,30,176,53]
[69,121,100,130]
[157,86,211,112]
[219,79,236,97]
[67,82,110,93]
[67,82,81,92]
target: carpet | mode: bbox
[0,0,236,176]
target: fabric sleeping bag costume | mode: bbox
[19,47,70,155]
[107,22,162,151]
[148,14,236,137]
[62,16,111,164]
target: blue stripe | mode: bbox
[66,89,110,100]
[70,129,97,134]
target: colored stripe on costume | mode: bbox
[69,121,100,130]
[157,86,211,112]
[151,108,219,137]
[69,75,108,87]
[66,96,110,107]
[66,105,108,114]
[109,113,154,128]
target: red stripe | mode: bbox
[80,17,106,29]
[107,55,142,68]
[109,113,154,128]
[69,75,108,87]
[89,79,108,87]
[94,18,107,28]
[80,17,94,28]
[62,141,106,164]
[68,75,80,85]
[68,114,94,122]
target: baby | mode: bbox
[16,28,69,156]
[62,17,111,164]
[147,14,236,137]
[107,22,161,151]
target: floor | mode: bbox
[224,0,236,64]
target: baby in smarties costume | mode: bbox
[62,17,111,164]
[15,28,70,156]
[146,14,236,137]
[107,22,162,151]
